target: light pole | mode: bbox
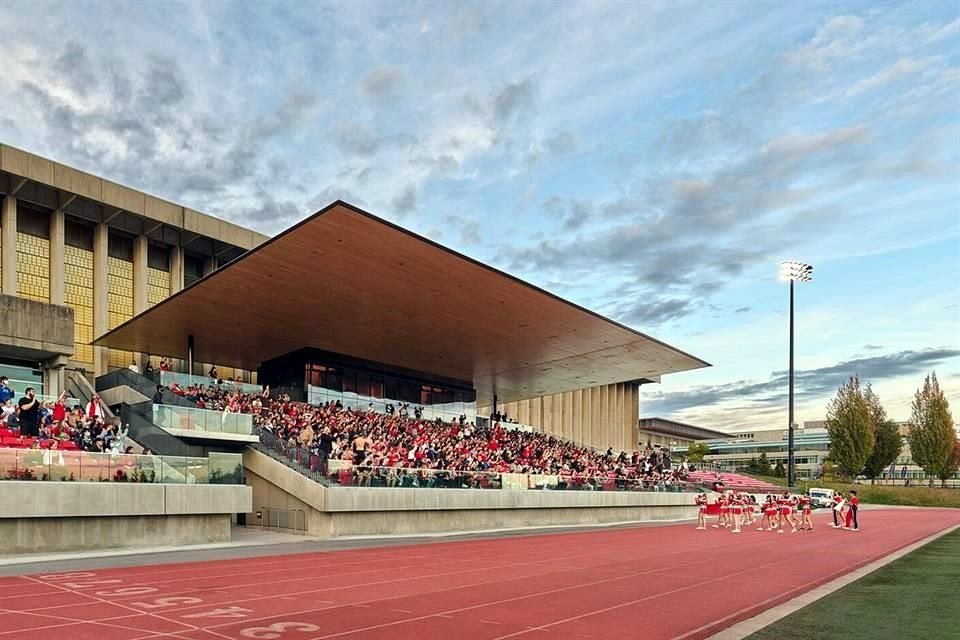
[779,261,813,487]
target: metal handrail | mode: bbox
[258,506,306,534]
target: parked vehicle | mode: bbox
[808,488,836,508]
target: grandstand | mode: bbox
[1,148,716,549]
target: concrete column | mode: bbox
[169,246,184,293]
[132,235,149,370]
[93,223,109,376]
[203,256,216,276]
[1,196,17,295]
[168,246,185,373]
[49,209,66,305]
[43,355,69,398]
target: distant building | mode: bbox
[637,417,728,450]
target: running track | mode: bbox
[1,508,957,640]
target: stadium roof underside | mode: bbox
[96,201,709,405]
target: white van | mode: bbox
[808,488,836,508]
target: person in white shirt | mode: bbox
[129,361,139,374]
[85,395,106,419]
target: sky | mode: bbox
[0,0,957,432]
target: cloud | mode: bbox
[863,344,884,351]
[442,213,481,246]
[333,121,381,156]
[364,67,404,97]
[843,57,943,99]
[735,307,750,314]
[493,77,536,122]
[644,348,960,415]
[499,120,888,327]
[391,183,417,214]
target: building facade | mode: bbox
[0,144,267,396]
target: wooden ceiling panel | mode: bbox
[96,201,709,404]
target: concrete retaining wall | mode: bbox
[243,449,699,538]
[0,482,252,554]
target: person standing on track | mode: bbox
[696,493,708,530]
[713,493,727,529]
[798,492,814,531]
[831,492,844,528]
[844,491,860,531]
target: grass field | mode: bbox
[746,528,960,640]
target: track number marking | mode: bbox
[96,586,158,597]
[132,596,203,609]
[37,572,97,581]
[183,606,252,619]
[240,622,320,639]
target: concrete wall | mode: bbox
[0,293,74,358]
[0,515,230,554]
[0,482,251,553]
[244,449,698,538]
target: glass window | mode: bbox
[370,376,384,399]
[356,372,371,397]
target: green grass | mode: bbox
[795,480,960,509]
[734,472,960,508]
[746,528,960,640]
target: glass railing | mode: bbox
[306,385,477,425]
[256,430,702,493]
[160,371,263,395]
[0,449,243,484]
[153,404,253,436]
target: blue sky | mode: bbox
[0,0,957,431]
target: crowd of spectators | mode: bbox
[1,377,135,455]
[159,377,690,490]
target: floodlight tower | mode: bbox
[778,261,813,487]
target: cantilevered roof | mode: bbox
[97,201,709,405]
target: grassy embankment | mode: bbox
[737,473,960,508]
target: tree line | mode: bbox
[826,372,959,487]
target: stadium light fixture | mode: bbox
[779,261,813,487]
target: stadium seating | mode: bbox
[686,470,783,493]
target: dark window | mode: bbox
[356,372,371,398]
[108,233,134,261]
[370,376,384,399]
[65,218,94,249]
[341,370,357,394]
[16,206,50,238]
[148,244,169,271]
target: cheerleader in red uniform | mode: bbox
[798,493,814,531]
[695,493,708,530]
[713,493,728,529]
[730,492,743,533]
[758,495,777,531]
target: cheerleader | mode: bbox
[798,492,814,531]
[780,492,798,534]
[713,493,728,529]
[695,493,708,530]
[730,492,743,533]
[758,495,777,531]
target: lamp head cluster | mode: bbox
[778,261,813,283]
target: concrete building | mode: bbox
[637,417,729,450]
[0,144,268,397]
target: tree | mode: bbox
[744,457,759,474]
[939,437,960,487]
[907,373,955,487]
[825,375,875,478]
[773,460,786,478]
[757,452,773,476]
[861,384,903,483]
[685,441,711,463]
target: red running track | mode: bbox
[1,508,957,640]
